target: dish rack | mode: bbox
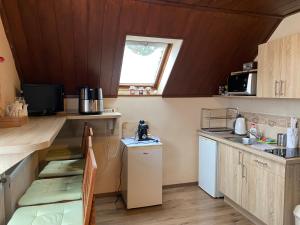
[201,108,238,133]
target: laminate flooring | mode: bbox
[95,185,254,225]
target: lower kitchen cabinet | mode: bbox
[218,143,299,225]
[242,153,285,225]
[218,143,243,205]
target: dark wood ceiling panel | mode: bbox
[1,0,31,78]
[0,0,287,97]
[87,0,104,90]
[17,0,46,83]
[100,0,122,96]
[163,11,280,96]
[144,0,300,17]
[145,3,191,38]
[53,0,76,94]
[72,0,88,90]
[110,0,150,97]
[37,0,62,84]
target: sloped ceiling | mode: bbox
[0,0,299,97]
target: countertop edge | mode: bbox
[197,131,299,165]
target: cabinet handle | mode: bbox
[279,80,284,96]
[254,159,268,167]
[275,80,279,96]
[242,165,247,180]
[281,80,286,97]
[238,152,243,165]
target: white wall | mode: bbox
[0,17,19,113]
[269,13,300,41]
[61,97,228,194]
[227,98,300,118]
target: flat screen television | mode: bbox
[22,83,64,116]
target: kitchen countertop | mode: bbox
[0,112,122,174]
[198,130,300,165]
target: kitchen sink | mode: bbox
[223,136,245,144]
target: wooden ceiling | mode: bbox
[144,0,300,17]
[1,0,299,97]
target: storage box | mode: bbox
[0,117,28,128]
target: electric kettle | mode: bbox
[234,115,247,135]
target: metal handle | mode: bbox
[242,165,247,180]
[238,152,243,165]
[254,159,268,167]
[280,80,286,97]
[279,80,283,96]
[275,80,279,96]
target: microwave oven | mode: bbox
[227,71,257,96]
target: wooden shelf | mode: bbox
[213,95,259,99]
[65,112,121,120]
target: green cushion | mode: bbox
[39,159,84,178]
[45,147,83,161]
[8,200,83,225]
[18,176,82,206]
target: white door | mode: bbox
[199,136,223,198]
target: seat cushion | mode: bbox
[45,147,83,161]
[39,159,84,178]
[18,175,82,206]
[8,200,83,225]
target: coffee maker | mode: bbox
[79,87,104,115]
[137,120,150,141]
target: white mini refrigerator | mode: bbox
[121,139,163,209]
[198,136,223,198]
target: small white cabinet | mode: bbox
[121,139,163,209]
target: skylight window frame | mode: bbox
[119,40,173,89]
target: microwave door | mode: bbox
[228,73,248,94]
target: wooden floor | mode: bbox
[95,186,254,225]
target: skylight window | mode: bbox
[119,36,183,95]
[119,40,170,88]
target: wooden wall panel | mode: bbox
[100,0,122,96]
[1,0,296,97]
[17,0,46,83]
[54,0,76,93]
[72,0,88,89]
[146,0,300,17]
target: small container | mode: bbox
[242,137,256,145]
[277,133,287,147]
[287,128,299,148]
[129,86,136,95]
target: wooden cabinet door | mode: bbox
[242,153,285,225]
[280,34,300,98]
[218,143,243,205]
[257,40,282,98]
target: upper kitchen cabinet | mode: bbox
[257,34,300,98]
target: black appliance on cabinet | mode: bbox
[22,83,64,116]
[137,120,150,141]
